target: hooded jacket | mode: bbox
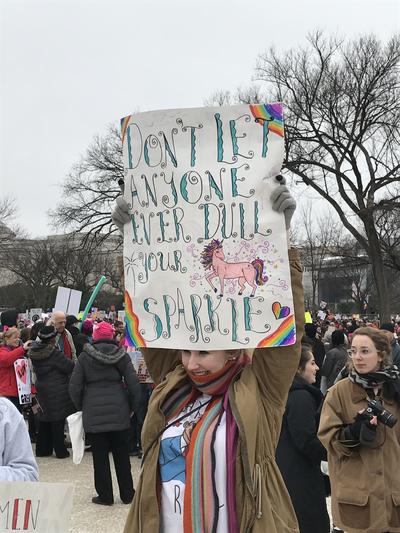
[0,398,38,481]
[28,342,75,422]
[276,375,330,533]
[69,340,140,433]
[123,249,304,533]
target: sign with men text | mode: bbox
[121,103,295,349]
[0,482,73,533]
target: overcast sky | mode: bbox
[1,0,399,237]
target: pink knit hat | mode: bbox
[93,321,114,341]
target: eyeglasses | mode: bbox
[347,348,377,358]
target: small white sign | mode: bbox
[54,287,82,316]
[29,308,43,322]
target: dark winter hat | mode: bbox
[66,315,80,328]
[304,323,317,339]
[38,325,58,342]
[381,322,395,333]
[1,309,18,328]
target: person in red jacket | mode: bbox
[0,328,32,411]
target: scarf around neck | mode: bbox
[162,354,249,533]
[348,365,400,390]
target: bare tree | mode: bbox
[51,124,124,245]
[256,32,400,321]
[2,234,123,309]
[0,196,27,253]
[296,203,343,310]
[203,90,232,107]
[375,199,400,271]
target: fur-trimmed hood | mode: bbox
[83,340,126,365]
[28,342,57,361]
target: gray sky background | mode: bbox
[1,0,399,237]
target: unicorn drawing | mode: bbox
[200,239,268,298]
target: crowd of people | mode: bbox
[0,308,151,506]
[1,177,400,533]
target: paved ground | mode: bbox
[37,447,333,532]
[36,449,141,533]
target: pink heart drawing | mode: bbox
[15,360,27,384]
[272,301,290,320]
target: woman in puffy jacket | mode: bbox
[69,321,140,506]
[0,327,31,411]
[28,325,75,458]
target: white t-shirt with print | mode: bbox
[159,394,228,532]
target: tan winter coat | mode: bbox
[123,249,304,533]
[318,378,400,533]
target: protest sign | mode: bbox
[317,310,327,321]
[121,103,295,349]
[14,359,31,405]
[28,309,42,322]
[0,481,73,533]
[305,311,313,324]
[54,287,82,316]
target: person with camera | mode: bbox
[318,327,400,533]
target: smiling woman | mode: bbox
[318,327,400,533]
[181,349,239,375]
[122,179,305,533]
[276,346,330,533]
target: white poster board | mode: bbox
[0,482,73,533]
[121,103,295,349]
[14,359,31,405]
[54,288,82,316]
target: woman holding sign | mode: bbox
[0,327,32,411]
[115,177,305,533]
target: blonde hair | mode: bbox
[1,327,19,345]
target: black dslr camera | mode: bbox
[365,399,397,428]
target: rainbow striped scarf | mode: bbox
[162,355,249,533]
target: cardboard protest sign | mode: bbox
[0,482,73,533]
[14,359,31,405]
[121,103,295,349]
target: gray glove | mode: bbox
[270,175,296,230]
[111,196,130,233]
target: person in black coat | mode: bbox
[28,325,75,459]
[302,322,326,388]
[69,321,140,506]
[321,330,348,393]
[276,345,330,533]
[65,315,90,357]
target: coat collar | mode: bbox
[349,380,395,405]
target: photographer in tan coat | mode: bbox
[319,327,400,533]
